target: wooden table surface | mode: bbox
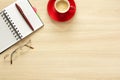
[0,0,120,80]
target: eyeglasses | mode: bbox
[4,40,34,64]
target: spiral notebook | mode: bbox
[0,0,44,53]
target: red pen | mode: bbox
[15,3,34,31]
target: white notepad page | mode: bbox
[5,0,43,38]
[0,0,43,53]
[0,14,18,53]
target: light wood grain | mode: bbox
[0,0,120,80]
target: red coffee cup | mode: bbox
[47,0,76,22]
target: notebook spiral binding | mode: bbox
[0,10,22,40]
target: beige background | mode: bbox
[0,0,120,80]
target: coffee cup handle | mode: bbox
[70,5,76,11]
[70,6,75,9]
